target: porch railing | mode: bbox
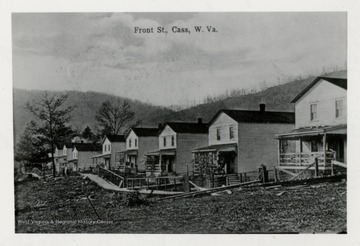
[98,167,125,187]
[279,151,336,167]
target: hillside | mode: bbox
[13,70,347,144]
[13,90,174,144]
[148,70,347,123]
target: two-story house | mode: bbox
[146,119,208,177]
[53,143,65,174]
[92,135,126,170]
[276,77,347,172]
[61,143,75,171]
[69,143,101,171]
[123,127,159,173]
[192,105,295,180]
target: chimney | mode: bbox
[259,103,266,112]
[198,118,203,124]
[158,123,163,129]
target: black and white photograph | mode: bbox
[10,11,349,234]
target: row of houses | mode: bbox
[54,76,347,179]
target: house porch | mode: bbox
[276,125,347,172]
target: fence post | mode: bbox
[315,158,319,177]
[183,174,190,193]
[331,160,334,176]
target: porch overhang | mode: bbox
[67,159,78,163]
[276,124,347,140]
[125,150,138,156]
[146,150,160,156]
[146,149,176,156]
[160,149,176,156]
[91,153,111,159]
[192,143,237,153]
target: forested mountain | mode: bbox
[13,70,347,144]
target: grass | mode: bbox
[15,175,346,233]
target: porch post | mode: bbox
[323,133,327,169]
[160,154,163,175]
[277,139,281,167]
[299,138,303,166]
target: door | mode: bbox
[219,152,236,174]
[105,158,110,170]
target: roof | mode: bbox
[161,122,208,134]
[55,142,65,149]
[193,143,237,153]
[104,134,126,143]
[209,109,295,125]
[276,124,347,139]
[64,142,74,148]
[127,127,159,137]
[73,143,102,152]
[291,77,347,103]
[146,149,177,156]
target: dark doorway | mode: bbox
[218,151,236,174]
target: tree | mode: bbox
[95,99,135,136]
[15,121,48,167]
[82,126,93,140]
[25,92,74,177]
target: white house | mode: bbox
[276,76,347,172]
[92,135,126,170]
[123,127,159,173]
[193,105,295,180]
[69,143,101,171]
[146,119,208,176]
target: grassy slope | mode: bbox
[15,177,346,233]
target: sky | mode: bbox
[12,12,347,107]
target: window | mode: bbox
[311,140,318,152]
[135,139,137,147]
[163,137,167,147]
[229,126,234,139]
[109,144,111,152]
[129,139,132,148]
[310,104,317,121]
[216,128,221,141]
[335,99,343,118]
[103,145,106,152]
[171,136,174,146]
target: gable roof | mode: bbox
[55,142,65,149]
[127,127,160,137]
[209,109,295,125]
[64,142,74,148]
[73,143,102,152]
[161,122,208,134]
[104,134,126,143]
[291,77,347,103]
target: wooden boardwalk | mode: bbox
[81,173,183,196]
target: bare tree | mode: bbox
[95,99,135,136]
[26,92,74,177]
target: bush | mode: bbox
[122,191,149,207]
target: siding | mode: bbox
[103,138,111,154]
[159,125,177,149]
[209,112,238,146]
[126,130,139,150]
[78,151,99,170]
[295,79,347,128]
[237,122,295,172]
[138,136,158,171]
[111,142,126,168]
[176,133,208,174]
